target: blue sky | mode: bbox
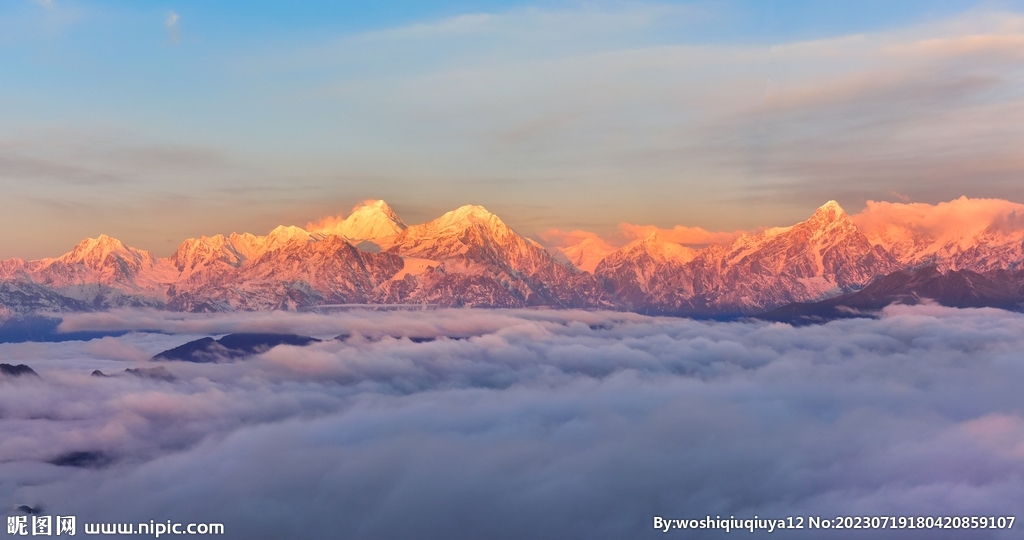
[3,0,1024,258]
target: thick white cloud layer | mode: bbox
[4,307,1024,539]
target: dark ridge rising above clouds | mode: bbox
[0,363,38,377]
[47,451,114,469]
[0,315,128,344]
[762,265,1024,324]
[152,333,321,363]
[123,366,175,381]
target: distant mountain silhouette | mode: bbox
[0,363,39,377]
[153,333,321,363]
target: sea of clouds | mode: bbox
[2,306,1024,539]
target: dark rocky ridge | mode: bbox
[48,451,114,469]
[124,367,176,381]
[0,315,128,343]
[760,266,1024,324]
[1,363,39,377]
[153,333,321,363]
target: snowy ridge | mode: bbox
[308,200,407,242]
[853,197,1024,272]
[553,234,616,273]
[2,197,1024,318]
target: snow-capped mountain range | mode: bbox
[1,197,1023,320]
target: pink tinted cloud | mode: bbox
[852,196,1024,245]
[542,224,740,250]
[539,229,618,272]
[618,223,741,247]
[305,200,369,234]
[961,414,1024,460]
[538,229,615,250]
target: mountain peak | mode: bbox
[268,225,312,239]
[451,204,494,219]
[392,204,507,244]
[431,205,501,231]
[65,235,136,261]
[819,200,843,213]
[45,234,157,286]
[387,204,533,267]
[258,226,319,252]
[815,200,845,216]
[307,199,407,241]
[805,200,850,227]
[629,233,697,264]
[352,199,400,218]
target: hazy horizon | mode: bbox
[4,1,1024,258]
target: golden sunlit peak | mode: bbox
[449,204,495,219]
[307,199,407,240]
[431,205,500,230]
[352,199,392,213]
[812,200,847,219]
[76,234,128,251]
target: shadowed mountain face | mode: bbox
[153,333,321,363]
[760,266,1024,324]
[124,367,177,381]
[0,363,39,377]
[48,451,114,469]
[0,315,129,343]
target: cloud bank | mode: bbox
[853,196,1024,248]
[618,223,742,247]
[3,307,1024,538]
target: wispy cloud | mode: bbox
[618,223,742,247]
[354,4,702,44]
[165,10,179,43]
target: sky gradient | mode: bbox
[3,0,1024,259]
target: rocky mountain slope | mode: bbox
[2,197,1023,320]
[760,265,1024,324]
[594,201,897,314]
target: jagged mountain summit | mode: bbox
[593,201,896,314]
[307,200,407,242]
[550,233,616,274]
[852,196,1024,271]
[377,205,610,308]
[2,197,1024,321]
